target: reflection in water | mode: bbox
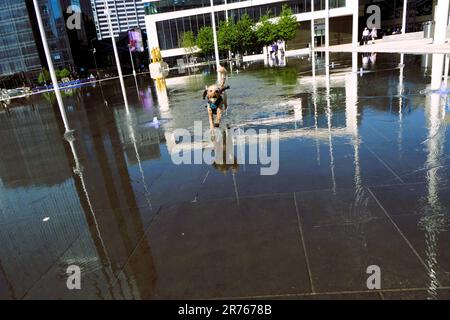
[1,52,450,299]
[211,128,240,205]
[211,129,239,175]
[0,86,159,298]
[420,53,449,299]
[325,52,337,194]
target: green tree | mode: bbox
[57,68,71,79]
[275,5,298,42]
[234,13,255,54]
[255,14,277,47]
[196,26,214,56]
[180,31,196,63]
[218,20,237,53]
[38,69,50,85]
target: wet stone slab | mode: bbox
[294,188,431,293]
[115,194,312,299]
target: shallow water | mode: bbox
[0,52,449,299]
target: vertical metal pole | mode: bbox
[402,0,408,34]
[444,54,450,86]
[90,39,100,79]
[352,0,359,48]
[225,0,232,61]
[311,0,315,50]
[325,0,330,47]
[33,0,70,133]
[104,0,129,112]
[129,46,137,77]
[210,0,221,80]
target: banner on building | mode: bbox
[128,28,144,53]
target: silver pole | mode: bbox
[32,0,70,133]
[225,0,232,61]
[311,0,315,50]
[104,0,129,113]
[325,0,330,47]
[129,45,137,77]
[402,0,408,34]
[210,0,221,80]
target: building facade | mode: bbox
[89,0,147,39]
[0,0,74,84]
[142,0,351,59]
[0,0,41,80]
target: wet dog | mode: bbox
[203,84,229,129]
[202,66,229,129]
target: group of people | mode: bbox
[361,27,378,45]
[269,40,285,58]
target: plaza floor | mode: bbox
[0,52,450,299]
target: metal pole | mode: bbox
[444,54,450,87]
[91,39,108,106]
[104,0,129,112]
[129,45,137,77]
[225,0,232,61]
[402,0,408,34]
[311,0,315,50]
[325,0,330,47]
[32,0,71,133]
[210,0,221,80]
[352,0,359,47]
[90,39,100,79]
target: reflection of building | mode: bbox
[0,105,71,186]
[0,87,158,299]
[113,108,164,164]
[143,0,351,60]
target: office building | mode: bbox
[143,0,351,59]
[89,0,147,39]
[0,0,74,84]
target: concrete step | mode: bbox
[381,31,424,42]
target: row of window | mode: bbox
[145,0,346,15]
[155,1,346,50]
[0,56,42,75]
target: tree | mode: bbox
[38,69,50,85]
[57,68,71,79]
[275,5,298,42]
[255,14,277,47]
[196,26,214,56]
[234,13,256,54]
[218,20,237,53]
[180,31,196,63]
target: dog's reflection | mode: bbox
[210,128,239,174]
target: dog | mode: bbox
[203,82,229,129]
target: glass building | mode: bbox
[0,1,41,80]
[0,0,74,83]
[89,0,147,39]
[142,0,350,61]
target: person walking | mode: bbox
[371,27,378,43]
[362,28,370,45]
